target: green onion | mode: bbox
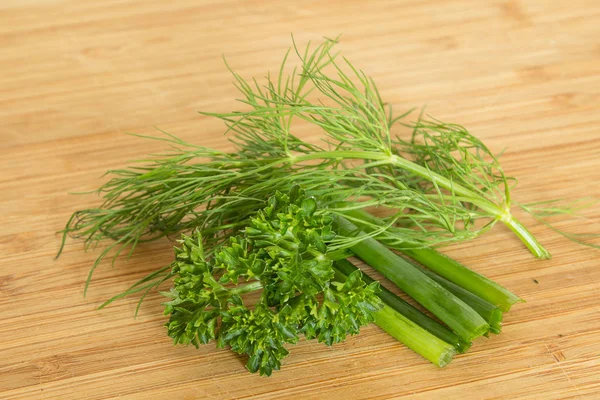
[334,259,470,352]
[333,266,456,366]
[335,216,490,342]
[417,266,503,334]
[343,209,522,311]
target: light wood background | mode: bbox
[2,1,600,399]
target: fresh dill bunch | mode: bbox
[162,187,381,376]
[60,35,598,294]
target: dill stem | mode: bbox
[333,265,456,366]
[503,216,551,259]
[292,150,550,259]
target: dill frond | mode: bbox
[60,36,596,296]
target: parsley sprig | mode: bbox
[163,187,381,376]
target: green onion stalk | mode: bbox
[334,259,470,353]
[333,265,456,367]
[343,209,522,312]
[335,216,490,343]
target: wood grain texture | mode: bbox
[1,0,600,399]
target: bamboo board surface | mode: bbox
[2,0,600,399]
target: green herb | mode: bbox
[334,259,470,353]
[162,187,382,376]
[343,208,522,312]
[417,266,503,334]
[335,216,489,343]
[58,36,598,375]
[333,264,457,366]
[59,36,592,295]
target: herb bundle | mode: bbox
[61,36,596,375]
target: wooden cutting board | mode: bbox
[2,1,599,398]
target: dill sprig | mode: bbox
[60,36,596,295]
